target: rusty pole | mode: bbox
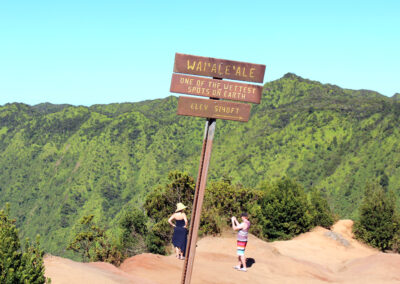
[181,117,216,284]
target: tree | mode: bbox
[145,171,195,223]
[19,236,48,284]
[144,171,195,254]
[119,208,147,257]
[0,205,48,283]
[353,183,399,251]
[143,171,336,253]
[309,188,335,228]
[67,215,101,262]
[201,180,264,236]
[67,215,122,265]
[258,177,312,240]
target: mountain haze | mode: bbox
[1,74,399,256]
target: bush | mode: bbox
[145,220,171,255]
[119,208,148,257]
[67,215,122,265]
[309,188,335,228]
[201,181,264,236]
[144,172,268,252]
[144,171,195,254]
[353,183,399,251]
[0,205,48,283]
[144,173,335,251]
[258,177,313,240]
[144,171,195,223]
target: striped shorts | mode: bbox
[237,240,247,255]
[237,230,248,256]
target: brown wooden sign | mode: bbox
[173,53,266,83]
[177,96,251,122]
[170,74,262,104]
[173,53,266,284]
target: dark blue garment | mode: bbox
[172,219,187,256]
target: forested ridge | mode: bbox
[1,73,399,257]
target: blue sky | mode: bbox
[0,0,399,106]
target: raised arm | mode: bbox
[231,217,244,231]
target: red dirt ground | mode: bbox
[44,220,400,283]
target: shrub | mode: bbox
[309,188,335,228]
[353,183,399,251]
[144,171,195,254]
[0,205,48,283]
[67,215,122,265]
[144,171,195,223]
[258,177,312,240]
[145,220,171,255]
[143,173,335,253]
[119,208,148,257]
[201,181,264,236]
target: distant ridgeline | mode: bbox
[0,73,399,256]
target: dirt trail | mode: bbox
[44,220,400,283]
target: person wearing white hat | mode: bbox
[168,202,188,260]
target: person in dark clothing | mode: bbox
[168,202,188,260]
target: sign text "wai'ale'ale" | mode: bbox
[173,53,265,83]
[172,53,266,122]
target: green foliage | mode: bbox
[144,171,195,254]
[353,183,399,251]
[67,215,122,265]
[1,74,400,256]
[67,215,100,261]
[201,181,264,236]
[0,205,48,284]
[119,208,148,257]
[145,171,195,223]
[258,178,313,240]
[309,188,335,228]
[145,221,170,255]
[143,175,265,253]
[19,236,48,284]
[144,174,334,248]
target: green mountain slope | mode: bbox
[1,74,399,256]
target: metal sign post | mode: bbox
[170,53,266,284]
[181,117,215,284]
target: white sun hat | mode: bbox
[176,202,187,212]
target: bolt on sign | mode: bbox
[170,53,265,284]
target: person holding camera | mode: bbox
[231,212,250,272]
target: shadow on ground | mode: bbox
[246,257,255,268]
